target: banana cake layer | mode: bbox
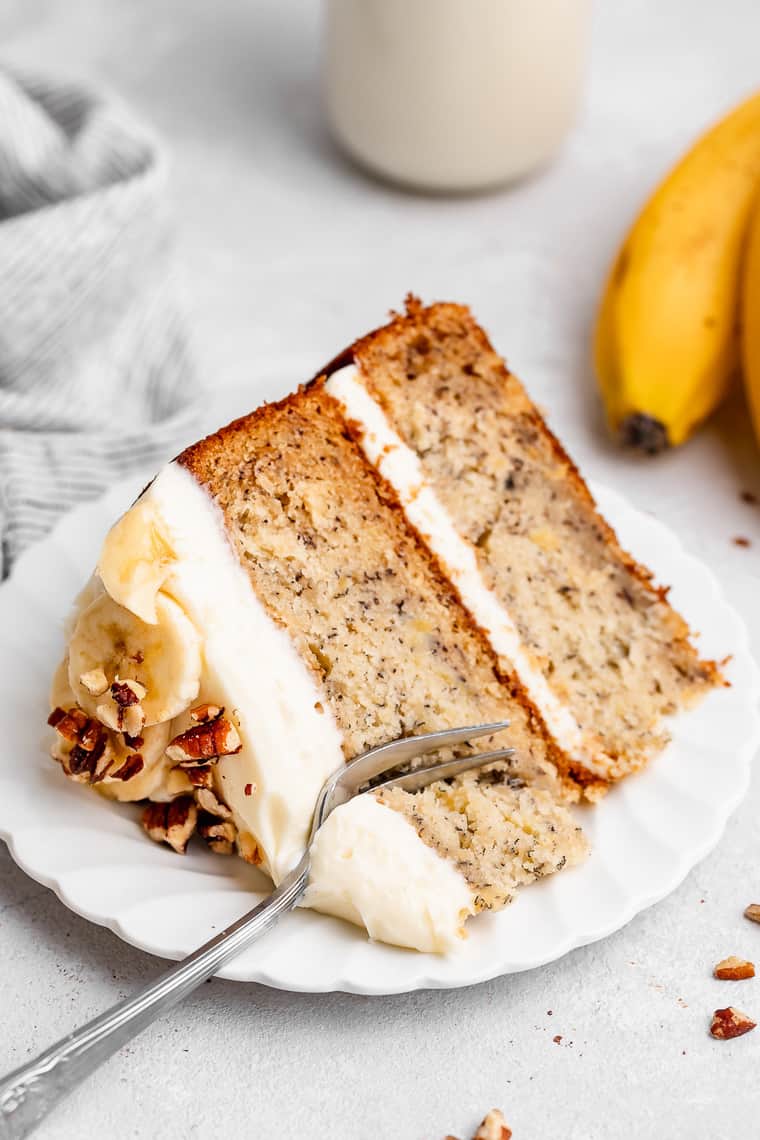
[321,299,720,784]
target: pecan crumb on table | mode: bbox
[709,1007,756,1039]
[444,1108,512,1140]
[714,956,755,980]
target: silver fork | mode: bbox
[0,721,512,1139]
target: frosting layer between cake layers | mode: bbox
[325,364,601,774]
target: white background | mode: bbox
[3,1,760,1137]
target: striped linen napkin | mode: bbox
[0,69,201,577]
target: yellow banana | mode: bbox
[741,184,760,448]
[595,90,760,453]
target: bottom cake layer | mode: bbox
[305,771,587,953]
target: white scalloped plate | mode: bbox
[0,476,757,994]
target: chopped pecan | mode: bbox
[473,1110,511,1140]
[111,678,146,706]
[237,830,264,866]
[198,816,237,855]
[97,678,146,733]
[183,765,214,789]
[49,706,113,783]
[79,668,109,697]
[714,957,755,981]
[111,753,144,781]
[190,703,222,724]
[67,736,111,781]
[710,1007,756,1039]
[195,787,233,819]
[121,705,145,739]
[48,706,89,743]
[141,797,197,854]
[744,903,760,924]
[78,718,105,752]
[166,712,241,766]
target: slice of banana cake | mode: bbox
[46,299,719,953]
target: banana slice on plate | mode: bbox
[68,592,202,726]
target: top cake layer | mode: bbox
[321,299,719,781]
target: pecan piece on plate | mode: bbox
[141,796,197,854]
[709,1007,757,1039]
[744,903,760,924]
[714,956,755,981]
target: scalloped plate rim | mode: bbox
[0,475,757,994]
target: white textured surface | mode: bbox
[3,1,760,1137]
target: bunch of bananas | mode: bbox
[595,90,760,453]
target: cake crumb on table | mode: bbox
[732,536,752,547]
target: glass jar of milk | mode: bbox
[325,0,591,192]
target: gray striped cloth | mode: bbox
[0,69,201,577]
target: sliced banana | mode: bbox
[63,574,106,641]
[50,656,76,709]
[68,591,202,726]
[94,721,173,803]
[50,656,174,801]
[98,495,177,624]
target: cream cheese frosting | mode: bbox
[325,364,605,775]
[93,461,345,883]
[304,793,476,953]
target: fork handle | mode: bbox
[0,855,310,1140]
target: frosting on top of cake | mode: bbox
[325,364,603,774]
[95,461,345,882]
